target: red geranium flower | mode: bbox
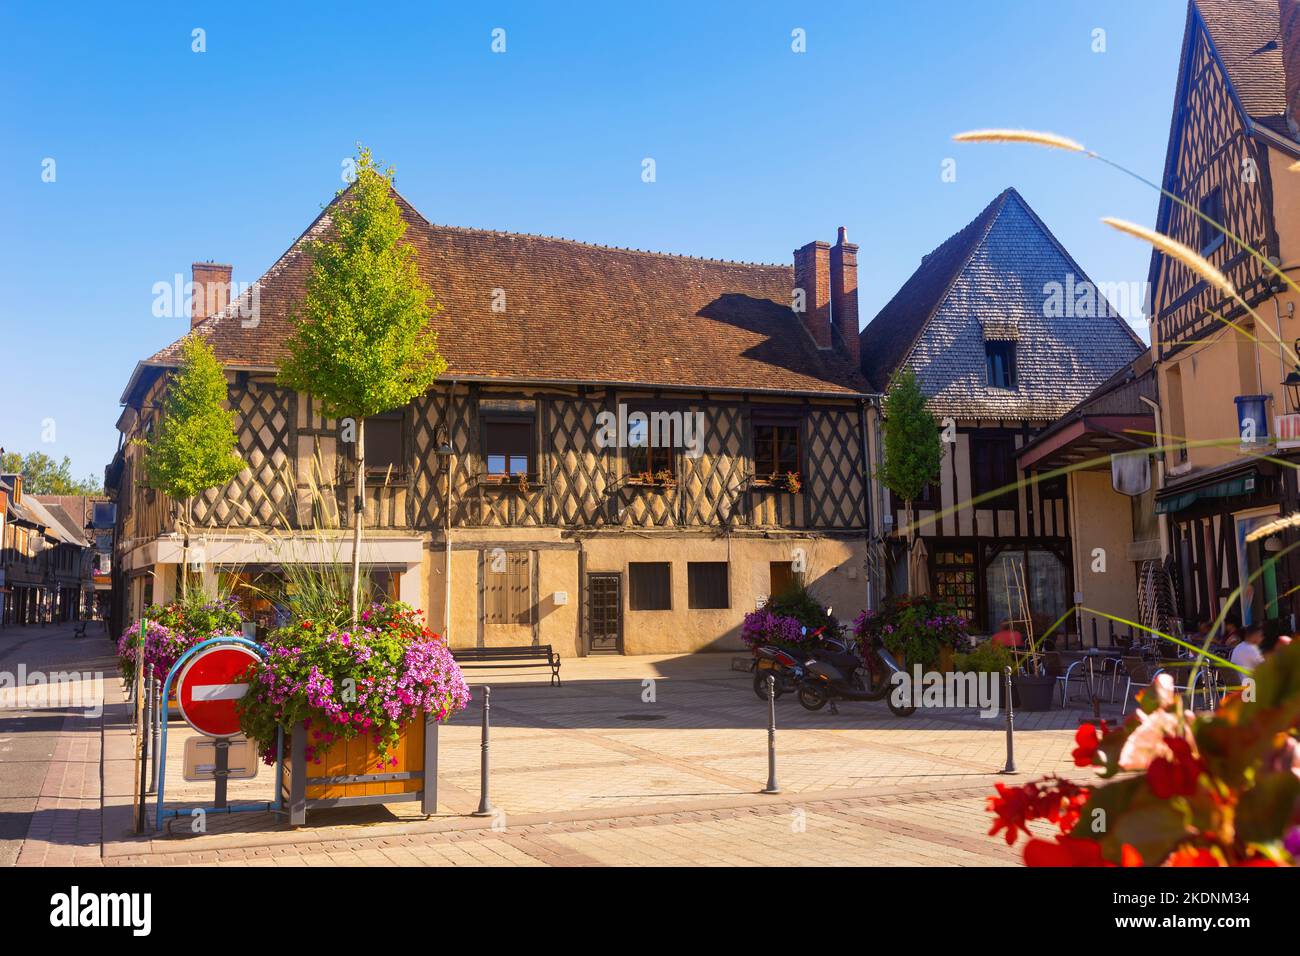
[1147,736,1205,799]
[1072,721,1108,767]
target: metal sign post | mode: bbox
[155,636,283,832]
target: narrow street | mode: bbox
[0,621,115,866]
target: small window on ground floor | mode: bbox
[687,562,729,609]
[770,560,800,599]
[629,562,672,610]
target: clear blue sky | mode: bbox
[0,0,1189,483]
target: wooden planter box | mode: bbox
[282,714,439,826]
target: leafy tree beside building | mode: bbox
[278,145,446,622]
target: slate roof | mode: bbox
[859,188,1145,421]
[125,190,870,406]
[1196,0,1290,137]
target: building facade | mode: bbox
[110,191,876,655]
[861,188,1145,634]
[1148,0,1300,629]
[0,475,94,627]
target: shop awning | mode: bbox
[1155,473,1257,515]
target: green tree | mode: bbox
[141,334,245,597]
[877,368,943,592]
[278,145,446,622]
[0,450,101,495]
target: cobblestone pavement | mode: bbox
[10,639,1098,866]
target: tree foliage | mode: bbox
[0,450,102,495]
[142,334,244,500]
[877,368,943,505]
[278,146,446,419]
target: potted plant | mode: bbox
[117,595,246,689]
[853,595,968,672]
[740,608,812,656]
[236,601,470,818]
[784,471,802,494]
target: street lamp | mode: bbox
[1285,369,1300,414]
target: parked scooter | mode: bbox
[752,645,804,700]
[798,633,915,717]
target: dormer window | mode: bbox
[985,341,1016,390]
[1199,188,1225,256]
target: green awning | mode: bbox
[1155,474,1256,515]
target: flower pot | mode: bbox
[939,646,955,674]
[1012,674,1055,712]
[283,717,428,803]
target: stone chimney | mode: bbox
[793,240,832,349]
[1282,0,1300,135]
[830,226,860,366]
[190,261,232,329]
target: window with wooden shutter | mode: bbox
[364,412,406,473]
[628,562,671,610]
[687,562,729,609]
[485,551,532,624]
[769,561,798,598]
[971,435,1017,508]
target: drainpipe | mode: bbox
[1139,394,1168,562]
[443,382,457,643]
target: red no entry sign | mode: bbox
[177,644,260,738]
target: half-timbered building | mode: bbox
[1147,0,1300,629]
[108,191,875,655]
[861,188,1144,633]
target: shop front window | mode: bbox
[984,548,1068,634]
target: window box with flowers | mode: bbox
[235,602,470,825]
[626,469,678,489]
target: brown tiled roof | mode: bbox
[133,190,869,403]
[1197,0,1290,136]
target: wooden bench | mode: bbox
[453,645,562,687]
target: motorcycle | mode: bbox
[798,633,916,717]
[752,645,803,700]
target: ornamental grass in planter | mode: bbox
[236,601,470,801]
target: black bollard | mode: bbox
[999,667,1017,775]
[471,686,493,817]
[762,674,780,794]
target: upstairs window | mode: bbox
[753,417,801,480]
[365,412,405,474]
[985,341,1016,390]
[1199,188,1225,256]
[971,434,1018,509]
[482,407,535,478]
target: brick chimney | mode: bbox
[1282,0,1300,135]
[793,240,832,349]
[190,261,232,329]
[830,226,860,366]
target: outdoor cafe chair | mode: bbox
[1044,651,1090,708]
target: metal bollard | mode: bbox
[471,686,493,817]
[1000,667,1017,774]
[762,674,780,794]
[150,673,161,794]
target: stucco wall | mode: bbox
[1069,470,1139,639]
[424,531,869,656]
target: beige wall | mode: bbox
[425,530,869,657]
[1068,471,1140,638]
